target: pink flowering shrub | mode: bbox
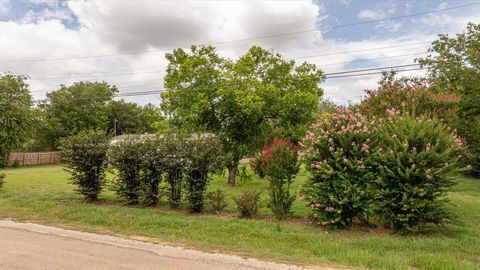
[359,73,458,125]
[374,114,463,232]
[301,109,377,228]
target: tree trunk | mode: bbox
[227,160,239,187]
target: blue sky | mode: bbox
[0,0,479,104]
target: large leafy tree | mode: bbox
[418,23,480,93]
[107,101,163,136]
[162,45,324,186]
[40,81,117,148]
[418,23,480,176]
[0,73,35,167]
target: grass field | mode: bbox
[0,165,479,269]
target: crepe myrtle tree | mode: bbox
[161,45,324,186]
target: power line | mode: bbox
[324,64,420,76]
[27,50,428,80]
[326,67,425,79]
[2,2,477,63]
[287,41,432,60]
[31,64,428,102]
[316,52,428,67]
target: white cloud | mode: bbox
[438,2,448,10]
[68,1,322,52]
[0,0,10,15]
[20,8,73,24]
[375,20,402,32]
[358,9,386,20]
[0,0,479,106]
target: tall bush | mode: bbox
[263,138,299,220]
[162,133,187,208]
[184,136,224,212]
[108,137,144,204]
[374,113,463,232]
[140,136,165,206]
[301,109,376,228]
[60,130,109,201]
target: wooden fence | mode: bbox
[7,152,62,166]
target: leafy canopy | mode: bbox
[418,22,480,93]
[39,81,117,148]
[0,73,35,167]
[161,45,324,185]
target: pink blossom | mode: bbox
[386,108,397,117]
[411,164,416,169]
[361,143,370,152]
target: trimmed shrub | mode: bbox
[374,114,463,232]
[233,190,261,218]
[108,137,144,204]
[301,109,376,228]
[162,133,187,208]
[59,130,109,201]
[139,136,165,206]
[206,189,228,213]
[0,172,5,190]
[184,136,224,213]
[263,138,299,220]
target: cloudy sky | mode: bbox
[0,0,479,105]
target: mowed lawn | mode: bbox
[0,165,479,270]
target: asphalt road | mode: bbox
[0,220,319,270]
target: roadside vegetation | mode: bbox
[0,165,479,269]
[0,22,480,270]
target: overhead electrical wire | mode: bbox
[31,64,427,102]
[27,50,428,80]
[1,1,477,63]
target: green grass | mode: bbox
[0,165,479,269]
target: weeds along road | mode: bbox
[0,220,335,270]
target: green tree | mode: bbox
[162,45,323,186]
[108,100,144,136]
[40,81,117,148]
[0,73,35,167]
[418,23,480,176]
[418,23,480,93]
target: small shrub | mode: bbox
[301,108,376,228]
[263,138,299,220]
[184,136,224,213]
[250,153,267,178]
[0,172,5,190]
[108,138,144,204]
[374,114,462,232]
[206,189,228,212]
[233,190,261,218]
[59,130,109,201]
